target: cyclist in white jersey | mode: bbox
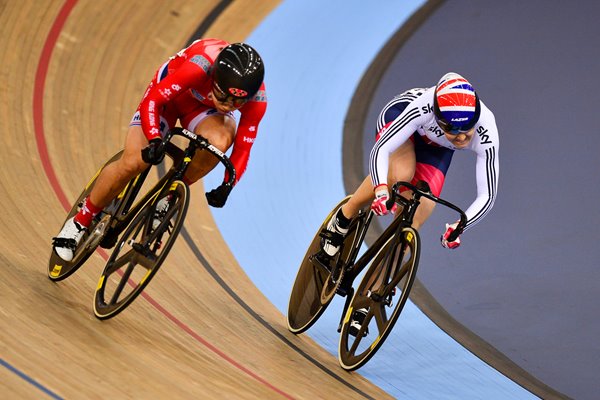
[322,72,499,256]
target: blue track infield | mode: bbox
[205,1,539,399]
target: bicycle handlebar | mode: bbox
[163,127,236,188]
[387,180,467,242]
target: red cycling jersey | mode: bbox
[136,38,267,185]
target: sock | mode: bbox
[335,208,351,230]
[74,196,103,228]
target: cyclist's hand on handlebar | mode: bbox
[371,185,397,216]
[441,222,461,249]
[141,138,165,165]
[206,184,232,208]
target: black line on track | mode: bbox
[186,0,234,47]
[171,3,377,399]
[180,231,375,400]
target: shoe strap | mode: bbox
[52,237,78,250]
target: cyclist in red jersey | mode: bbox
[53,39,267,261]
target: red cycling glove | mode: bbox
[371,185,398,216]
[441,222,461,249]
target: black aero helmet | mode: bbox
[213,43,264,100]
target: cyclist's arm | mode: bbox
[227,88,267,184]
[139,60,210,141]
[463,145,499,231]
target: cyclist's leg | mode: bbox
[85,63,175,212]
[341,138,417,219]
[402,134,455,230]
[53,125,150,261]
[182,111,236,183]
[86,64,171,212]
[355,140,417,289]
[88,125,149,210]
[320,140,417,258]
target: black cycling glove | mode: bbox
[206,184,233,208]
[141,138,165,165]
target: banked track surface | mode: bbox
[0,1,392,399]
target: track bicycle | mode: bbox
[48,127,235,319]
[287,180,466,370]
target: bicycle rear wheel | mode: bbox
[338,226,420,371]
[48,151,123,281]
[93,180,189,320]
[287,197,361,334]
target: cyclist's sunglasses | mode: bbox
[436,118,473,135]
[212,85,248,107]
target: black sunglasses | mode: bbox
[212,85,248,107]
[437,118,473,135]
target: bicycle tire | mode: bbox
[48,151,123,281]
[287,196,361,334]
[338,226,420,371]
[93,180,189,320]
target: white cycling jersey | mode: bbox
[369,87,499,231]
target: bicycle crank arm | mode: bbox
[83,214,111,250]
[337,287,355,332]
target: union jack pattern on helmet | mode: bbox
[433,72,480,133]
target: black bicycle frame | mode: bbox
[338,180,467,294]
[102,127,235,241]
[342,201,416,286]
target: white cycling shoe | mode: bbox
[321,213,349,257]
[52,217,86,262]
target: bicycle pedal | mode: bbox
[131,242,155,259]
[367,290,383,302]
[384,288,397,307]
[319,228,334,240]
[348,309,369,337]
[336,279,353,297]
[311,252,333,274]
[348,325,369,338]
[336,283,350,296]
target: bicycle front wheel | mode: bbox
[93,180,189,320]
[287,196,361,334]
[338,226,420,371]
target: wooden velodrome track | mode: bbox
[0,1,392,399]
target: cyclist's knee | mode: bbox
[200,127,234,152]
[212,133,234,152]
[194,115,236,152]
[118,152,146,178]
[119,127,151,174]
[412,198,435,229]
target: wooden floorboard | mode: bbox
[0,1,391,398]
